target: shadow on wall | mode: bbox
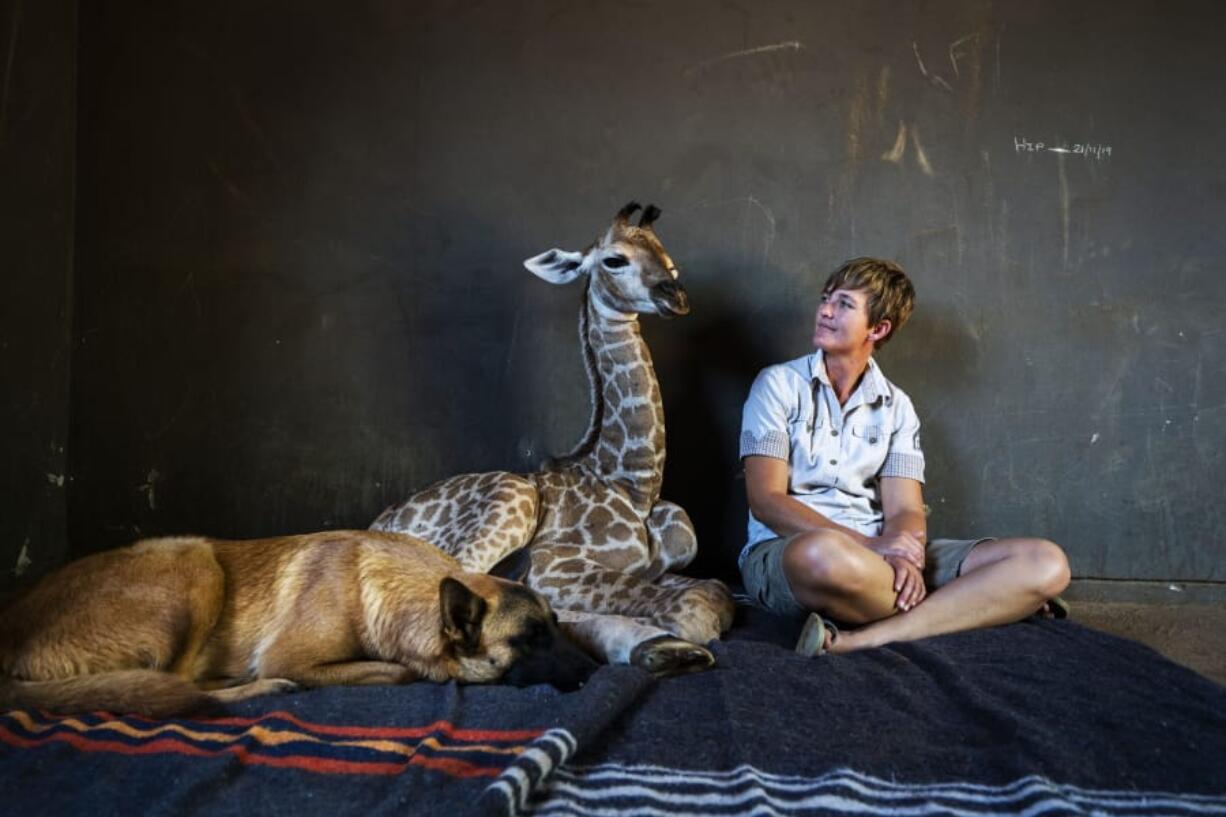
[876,304,983,541]
[653,282,781,586]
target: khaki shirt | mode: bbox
[739,350,925,566]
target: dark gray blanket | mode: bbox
[3,606,1225,816]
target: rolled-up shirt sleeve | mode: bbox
[740,368,794,461]
[881,391,925,483]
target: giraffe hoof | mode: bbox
[630,635,715,677]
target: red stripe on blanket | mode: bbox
[0,725,504,778]
[117,710,545,743]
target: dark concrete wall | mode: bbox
[0,0,75,591]
[16,0,1225,587]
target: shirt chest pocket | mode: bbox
[851,424,882,446]
[788,406,823,468]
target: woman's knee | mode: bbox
[1014,538,1071,598]
[782,530,876,593]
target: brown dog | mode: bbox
[0,530,596,717]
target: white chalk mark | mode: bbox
[1057,152,1069,267]
[674,195,777,258]
[911,126,935,177]
[1090,433,1100,444]
[994,29,1003,95]
[746,195,777,259]
[14,541,31,577]
[949,32,980,79]
[46,473,64,487]
[881,121,907,163]
[912,44,954,92]
[138,468,160,511]
[1047,147,1072,153]
[686,41,801,76]
[912,42,929,77]
[716,41,801,62]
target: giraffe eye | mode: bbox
[602,255,629,270]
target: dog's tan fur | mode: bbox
[0,530,587,718]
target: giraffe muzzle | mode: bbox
[651,280,690,317]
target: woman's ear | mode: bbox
[869,318,893,345]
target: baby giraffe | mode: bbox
[373,203,734,674]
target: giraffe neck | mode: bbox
[576,286,666,510]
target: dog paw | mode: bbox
[265,678,300,694]
[629,635,714,677]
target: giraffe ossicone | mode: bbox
[372,202,734,674]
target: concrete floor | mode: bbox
[1064,581,1226,686]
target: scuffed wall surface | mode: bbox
[0,0,74,592]
[53,1,1226,584]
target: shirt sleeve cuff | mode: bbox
[881,453,925,482]
[740,430,790,460]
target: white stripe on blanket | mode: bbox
[509,763,1226,817]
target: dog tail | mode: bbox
[0,671,216,718]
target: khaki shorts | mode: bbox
[739,534,993,620]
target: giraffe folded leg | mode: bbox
[531,554,733,649]
[556,610,714,675]
[655,572,736,634]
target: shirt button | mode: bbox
[831,429,839,437]
[829,459,838,466]
[869,437,878,444]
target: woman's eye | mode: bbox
[603,255,629,269]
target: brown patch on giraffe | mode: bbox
[622,402,655,430]
[554,529,586,545]
[603,419,627,452]
[597,443,621,474]
[605,522,634,542]
[583,506,614,537]
[622,445,656,471]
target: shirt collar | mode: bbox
[809,350,888,407]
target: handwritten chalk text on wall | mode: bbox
[1014,137,1112,159]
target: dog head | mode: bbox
[439,575,597,691]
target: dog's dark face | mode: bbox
[439,576,597,691]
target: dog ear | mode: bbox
[439,577,487,652]
[488,547,532,583]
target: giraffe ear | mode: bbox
[524,248,586,284]
[488,547,532,582]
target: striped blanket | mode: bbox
[3,606,1225,816]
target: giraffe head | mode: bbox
[524,202,689,318]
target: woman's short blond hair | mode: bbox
[822,257,915,347]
